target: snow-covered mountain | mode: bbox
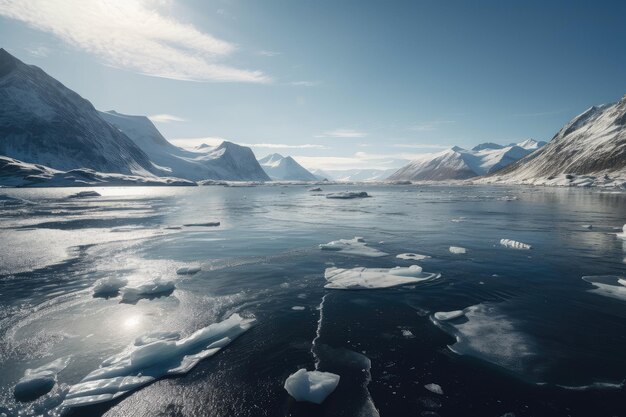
[257,153,317,181]
[0,48,159,176]
[100,111,270,181]
[484,96,626,185]
[310,168,396,182]
[388,140,545,181]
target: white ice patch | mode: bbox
[292,306,306,311]
[396,253,431,261]
[616,224,626,239]
[92,276,128,297]
[433,310,465,321]
[176,266,201,275]
[401,329,414,338]
[284,368,340,404]
[14,357,71,401]
[62,314,254,408]
[319,237,388,257]
[500,239,532,250]
[582,275,626,301]
[424,383,443,395]
[324,265,440,290]
[121,278,176,303]
[449,246,466,254]
[326,191,370,199]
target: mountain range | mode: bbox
[257,153,317,181]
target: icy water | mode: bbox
[1,185,625,417]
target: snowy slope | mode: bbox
[258,153,317,181]
[388,141,544,181]
[484,96,626,184]
[0,49,159,176]
[99,111,270,181]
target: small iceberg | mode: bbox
[291,306,305,311]
[183,222,220,227]
[396,253,431,261]
[121,278,176,303]
[433,310,465,321]
[14,357,71,402]
[62,314,254,408]
[324,265,440,290]
[68,191,101,198]
[319,237,388,257]
[500,239,532,250]
[616,224,626,240]
[326,191,370,199]
[284,368,340,404]
[424,383,443,395]
[308,187,322,192]
[449,246,466,254]
[176,266,201,275]
[582,275,626,301]
[581,224,593,229]
[92,276,128,297]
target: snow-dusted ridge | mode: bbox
[258,153,317,181]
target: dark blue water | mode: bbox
[0,185,625,417]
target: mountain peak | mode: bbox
[472,142,504,151]
[0,48,19,78]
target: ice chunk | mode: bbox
[121,278,176,303]
[582,275,626,301]
[63,314,254,408]
[324,265,440,290]
[92,276,128,297]
[292,306,306,311]
[401,329,414,338]
[183,222,220,227]
[424,383,443,395]
[449,246,466,254]
[616,224,626,239]
[176,266,201,275]
[433,310,465,321]
[581,224,593,229]
[319,237,388,257]
[68,191,101,198]
[326,191,370,199]
[284,368,340,404]
[396,253,431,261]
[308,187,322,192]
[500,239,532,250]
[14,357,71,401]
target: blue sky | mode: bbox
[1,0,625,170]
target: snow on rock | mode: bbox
[284,368,340,404]
[616,224,626,239]
[449,246,467,254]
[68,191,101,199]
[176,266,201,275]
[433,310,465,321]
[324,265,440,290]
[62,314,254,408]
[14,357,71,401]
[258,153,318,181]
[121,278,176,303]
[92,276,128,297]
[319,237,388,257]
[582,275,626,301]
[500,239,532,250]
[326,191,370,199]
[396,253,431,261]
[424,383,444,395]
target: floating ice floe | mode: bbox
[284,368,340,404]
[396,253,431,261]
[68,191,101,198]
[616,224,626,239]
[326,191,370,199]
[424,383,443,395]
[581,224,593,229]
[319,237,388,257]
[92,276,128,297]
[449,246,466,254]
[582,275,626,301]
[14,357,71,401]
[292,306,305,311]
[500,239,532,250]
[121,278,176,303]
[62,314,254,408]
[176,266,201,275]
[183,222,220,227]
[324,265,440,290]
[401,329,414,338]
[433,310,465,321]
[308,187,322,192]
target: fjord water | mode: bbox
[0,185,625,417]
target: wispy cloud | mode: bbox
[148,114,186,123]
[289,80,320,87]
[392,143,451,149]
[408,120,455,132]
[315,128,367,138]
[257,50,281,57]
[0,0,270,82]
[241,143,327,149]
[25,45,51,57]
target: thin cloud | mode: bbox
[315,129,367,138]
[257,50,281,57]
[392,143,451,149]
[289,81,320,87]
[408,120,455,132]
[148,114,186,123]
[0,0,270,83]
[241,143,327,149]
